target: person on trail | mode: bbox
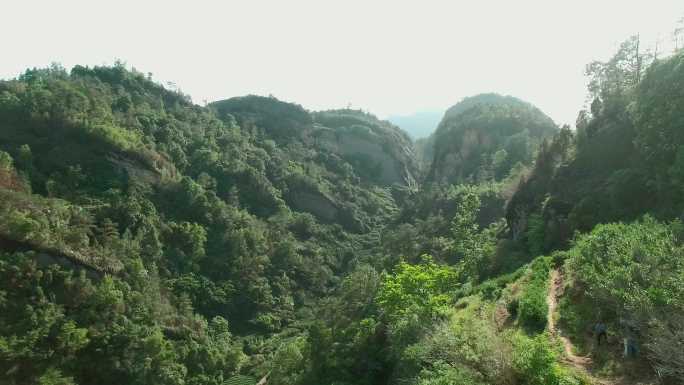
[620,317,640,358]
[624,336,639,357]
[594,322,607,346]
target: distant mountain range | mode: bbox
[387,110,444,139]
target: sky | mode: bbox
[2,0,683,127]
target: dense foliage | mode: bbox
[0,64,411,384]
[562,217,684,381]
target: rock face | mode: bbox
[312,110,418,187]
[107,154,167,185]
[428,94,557,184]
[288,190,338,222]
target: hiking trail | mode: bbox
[547,268,617,385]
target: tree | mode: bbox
[376,255,459,322]
[450,187,497,279]
[166,221,207,273]
[634,50,684,200]
[586,35,650,102]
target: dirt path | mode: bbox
[547,269,616,385]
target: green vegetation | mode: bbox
[376,256,459,322]
[1,33,684,385]
[0,63,409,384]
[507,41,684,254]
[560,217,684,381]
[517,258,551,332]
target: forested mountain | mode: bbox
[0,65,409,384]
[428,93,558,184]
[1,36,684,385]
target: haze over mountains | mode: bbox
[5,1,683,131]
[386,111,443,139]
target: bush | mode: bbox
[646,314,684,381]
[415,362,485,385]
[507,298,519,318]
[397,297,514,384]
[512,333,586,385]
[376,255,459,322]
[512,333,558,385]
[566,216,684,380]
[473,267,525,300]
[518,257,551,332]
[526,213,546,256]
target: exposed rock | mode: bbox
[287,190,338,222]
[108,154,164,185]
[312,110,418,187]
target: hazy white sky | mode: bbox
[2,0,683,126]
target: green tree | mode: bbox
[450,187,497,280]
[376,255,459,322]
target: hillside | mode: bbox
[211,97,418,187]
[1,37,684,385]
[0,65,412,384]
[310,109,418,187]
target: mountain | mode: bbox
[387,110,443,139]
[210,97,418,187]
[427,93,558,184]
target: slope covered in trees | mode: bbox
[0,64,412,384]
[507,38,684,253]
[1,35,684,385]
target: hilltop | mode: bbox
[428,93,558,184]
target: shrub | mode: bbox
[518,258,551,332]
[566,216,684,380]
[646,314,684,381]
[397,297,514,384]
[513,333,591,385]
[415,362,485,385]
[473,267,526,300]
[526,213,546,256]
[507,298,519,318]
